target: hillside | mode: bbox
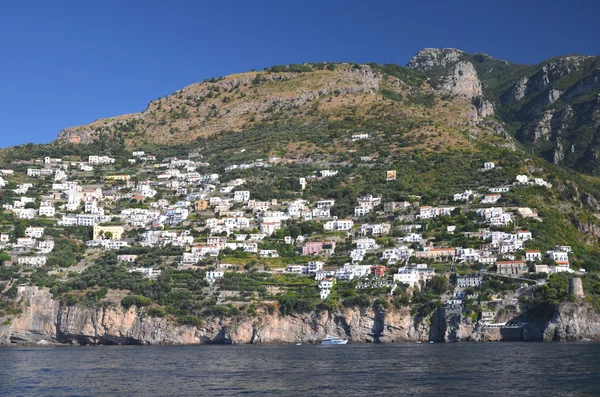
[52,49,600,176]
[53,62,504,150]
[407,48,600,175]
[4,51,600,345]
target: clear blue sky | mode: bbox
[1,0,598,147]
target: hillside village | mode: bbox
[3,51,600,339]
[0,144,588,331]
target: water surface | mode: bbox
[0,343,598,396]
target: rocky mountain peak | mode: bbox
[406,48,465,71]
[439,61,482,99]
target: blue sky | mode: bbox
[0,0,598,147]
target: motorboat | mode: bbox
[321,336,349,345]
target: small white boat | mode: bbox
[416,341,422,344]
[296,343,302,346]
[321,336,348,345]
[429,341,434,344]
[579,338,591,343]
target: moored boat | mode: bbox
[321,336,348,345]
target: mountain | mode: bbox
[407,48,600,174]
[5,51,600,346]
[53,61,508,150]
[52,49,600,176]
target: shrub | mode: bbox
[121,294,152,308]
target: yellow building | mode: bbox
[93,225,125,240]
[105,175,131,182]
[195,200,208,211]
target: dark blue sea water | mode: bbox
[0,343,599,396]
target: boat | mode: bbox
[429,341,434,344]
[296,343,302,346]
[579,338,592,343]
[416,341,422,344]
[321,336,349,345]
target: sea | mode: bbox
[0,343,599,397]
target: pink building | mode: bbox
[302,241,336,256]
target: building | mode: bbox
[419,206,455,219]
[456,274,483,289]
[481,194,501,204]
[383,201,411,213]
[359,223,391,236]
[205,270,225,283]
[454,190,474,202]
[25,227,45,239]
[323,219,354,232]
[92,225,125,240]
[517,230,533,241]
[233,191,250,202]
[306,261,324,273]
[38,204,56,217]
[415,247,455,262]
[105,175,131,182]
[320,170,338,178]
[354,206,371,217]
[129,267,162,280]
[89,155,115,164]
[118,255,138,263]
[525,250,542,262]
[259,221,281,236]
[195,200,208,211]
[302,241,336,256]
[355,238,378,251]
[370,265,387,277]
[496,261,528,275]
[516,175,529,184]
[548,250,569,263]
[18,256,47,267]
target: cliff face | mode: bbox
[542,301,600,341]
[0,287,435,346]
[3,288,600,346]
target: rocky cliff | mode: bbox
[0,287,437,346]
[3,288,599,346]
[541,301,600,342]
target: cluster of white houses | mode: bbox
[0,155,581,311]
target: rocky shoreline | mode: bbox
[0,287,597,346]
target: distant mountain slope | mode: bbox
[407,48,600,175]
[52,48,600,174]
[54,62,503,151]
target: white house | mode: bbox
[360,223,391,236]
[517,230,533,241]
[25,227,45,239]
[324,219,354,232]
[320,170,338,178]
[481,194,501,204]
[18,256,47,267]
[129,267,162,280]
[454,190,474,202]
[355,238,378,251]
[38,204,56,217]
[525,250,542,261]
[233,191,250,202]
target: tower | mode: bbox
[569,278,584,298]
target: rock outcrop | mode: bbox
[4,287,600,346]
[439,61,483,100]
[406,48,465,72]
[542,301,600,341]
[0,287,433,346]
